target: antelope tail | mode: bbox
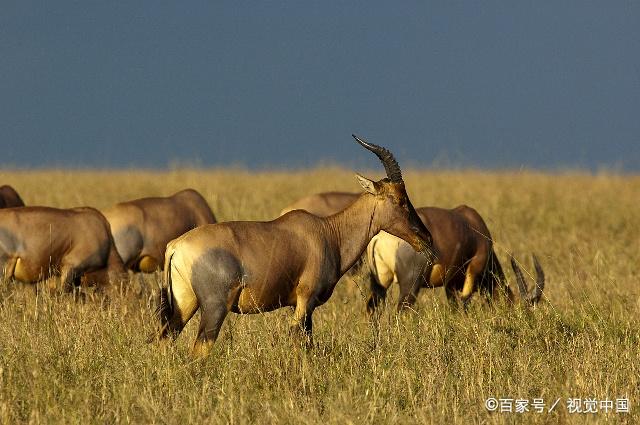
[162,248,175,311]
[147,250,175,343]
[510,254,545,305]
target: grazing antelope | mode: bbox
[0,185,25,209]
[0,206,126,293]
[103,189,216,273]
[366,205,544,313]
[152,135,433,357]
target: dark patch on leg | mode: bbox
[396,278,421,312]
[0,227,19,253]
[0,227,19,282]
[191,248,244,307]
[190,248,245,345]
[195,304,228,345]
[112,226,144,269]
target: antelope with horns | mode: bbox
[0,206,126,294]
[151,135,433,357]
[279,191,544,310]
[103,189,216,273]
[0,185,25,209]
[366,205,544,313]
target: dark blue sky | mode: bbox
[1,2,638,170]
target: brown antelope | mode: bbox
[0,206,126,293]
[103,189,216,273]
[152,135,433,357]
[365,205,544,313]
[280,191,544,310]
[0,185,25,209]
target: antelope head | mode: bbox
[353,134,433,256]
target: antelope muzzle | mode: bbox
[408,203,433,254]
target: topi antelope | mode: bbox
[103,189,216,273]
[277,191,544,310]
[366,205,544,313]
[0,185,25,209]
[151,135,433,357]
[0,206,126,293]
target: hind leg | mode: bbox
[397,277,423,312]
[460,256,486,308]
[366,253,395,315]
[192,302,228,358]
[157,308,191,341]
[397,261,426,312]
[366,271,393,315]
[396,261,427,312]
[156,269,200,341]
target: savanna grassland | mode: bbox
[0,168,639,424]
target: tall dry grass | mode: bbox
[0,168,639,424]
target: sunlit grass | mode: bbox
[0,168,638,424]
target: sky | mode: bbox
[1,1,638,170]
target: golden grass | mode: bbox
[0,167,639,424]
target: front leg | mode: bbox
[58,265,87,302]
[290,260,340,346]
[289,287,315,347]
[396,262,427,312]
[460,256,484,309]
[60,265,81,293]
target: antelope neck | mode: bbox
[324,194,382,275]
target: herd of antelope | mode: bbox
[0,135,544,357]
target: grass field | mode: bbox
[0,167,639,424]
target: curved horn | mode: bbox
[510,255,545,305]
[530,254,545,304]
[352,134,403,183]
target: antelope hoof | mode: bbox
[191,339,214,359]
[288,323,313,348]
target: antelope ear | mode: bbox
[356,174,379,195]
